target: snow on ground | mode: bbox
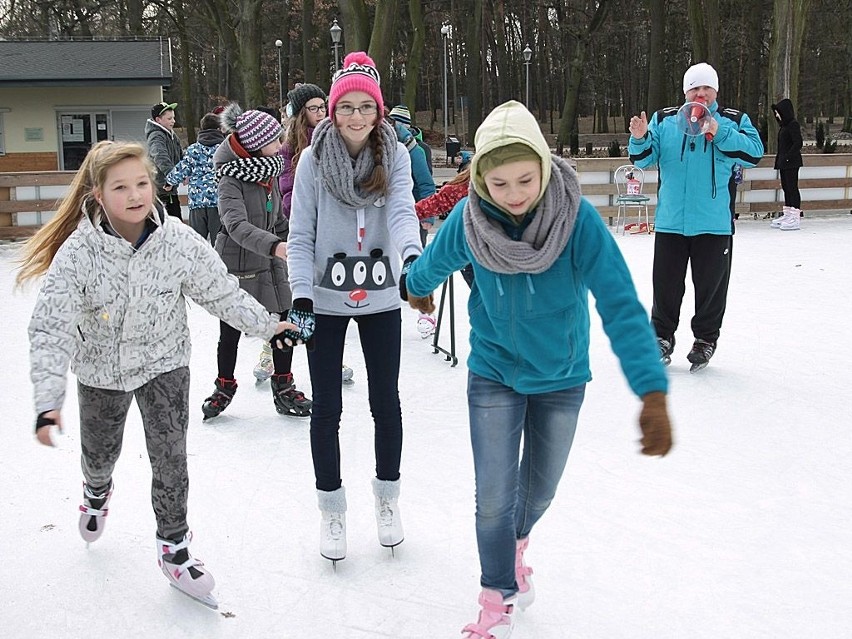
[2,216,851,638]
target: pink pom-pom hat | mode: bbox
[328,51,384,117]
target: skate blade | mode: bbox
[169,583,219,609]
[689,362,708,373]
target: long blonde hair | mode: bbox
[16,141,155,287]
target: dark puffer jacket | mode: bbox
[213,136,292,313]
[145,119,184,198]
[771,98,803,171]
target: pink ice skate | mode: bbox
[462,588,515,639]
[78,481,113,544]
[515,537,535,610]
[157,532,217,609]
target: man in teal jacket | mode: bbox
[628,62,763,370]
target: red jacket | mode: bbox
[414,182,469,221]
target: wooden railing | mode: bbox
[2,155,851,239]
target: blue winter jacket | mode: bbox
[392,121,436,203]
[406,196,668,398]
[628,101,763,236]
[166,129,224,209]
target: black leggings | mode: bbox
[307,309,403,492]
[779,168,801,208]
[216,314,293,380]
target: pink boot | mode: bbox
[157,533,217,608]
[515,537,535,610]
[462,588,515,638]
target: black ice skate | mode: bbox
[201,378,237,419]
[271,373,312,417]
[657,336,675,366]
[687,339,716,373]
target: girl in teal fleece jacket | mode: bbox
[403,100,673,639]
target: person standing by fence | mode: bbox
[770,98,803,231]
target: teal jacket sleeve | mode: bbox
[406,198,470,297]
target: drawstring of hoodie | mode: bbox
[356,208,365,251]
[680,134,717,199]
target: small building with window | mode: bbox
[0,38,173,172]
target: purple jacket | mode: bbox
[278,125,315,220]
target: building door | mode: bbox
[58,112,110,170]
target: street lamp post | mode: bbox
[523,44,532,108]
[330,19,342,71]
[275,39,283,109]
[441,22,451,152]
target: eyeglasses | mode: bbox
[305,104,327,114]
[336,104,378,117]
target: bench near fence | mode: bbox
[2,155,852,239]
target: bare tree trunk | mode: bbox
[338,0,372,53]
[556,0,612,155]
[402,0,426,122]
[367,0,399,91]
[767,0,811,152]
[467,0,484,144]
[687,0,719,66]
[302,0,316,83]
[647,0,666,115]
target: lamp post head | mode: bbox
[441,22,451,37]
[275,39,283,49]
[523,45,532,63]
[330,19,342,44]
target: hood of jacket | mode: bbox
[197,128,225,147]
[144,118,176,141]
[470,100,551,212]
[771,98,796,125]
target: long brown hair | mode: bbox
[285,109,313,171]
[16,141,154,287]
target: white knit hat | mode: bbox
[682,63,719,94]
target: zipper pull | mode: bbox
[266,192,273,213]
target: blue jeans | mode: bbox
[467,372,585,596]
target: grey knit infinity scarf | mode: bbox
[217,155,284,182]
[463,154,581,274]
[310,119,398,207]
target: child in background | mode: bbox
[17,141,297,608]
[166,112,224,244]
[286,52,429,564]
[202,103,312,418]
[403,101,673,637]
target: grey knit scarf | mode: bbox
[310,119,398,207]
[463,154,581,274]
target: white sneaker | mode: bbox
[372,478,404,548]
[417,313,436,339]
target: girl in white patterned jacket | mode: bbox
[16,140,297,608]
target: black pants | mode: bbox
[651,232,731,343]
[217,315,293,380]
[161,193,183,220]
[307,309,403,492]
[779,168,801,208]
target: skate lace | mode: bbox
[326,513,344,540]
[378,498,395,527]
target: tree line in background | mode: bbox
[1,0,850,154]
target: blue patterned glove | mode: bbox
[283,298,315,351]
[399,255,417,301]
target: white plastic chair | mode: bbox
[613,165,651,234]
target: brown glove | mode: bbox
[638,391,673,456]
[408,294,435,314]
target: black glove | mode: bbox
[278,298,316,352]
[399,255,417,301]
[35,411,56,434]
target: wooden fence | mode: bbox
[2,154,852,239]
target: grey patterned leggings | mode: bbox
[78,367,190,541]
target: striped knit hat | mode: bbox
[328,51,384,117]
[388,105,411,127]
[220,103,283,153]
